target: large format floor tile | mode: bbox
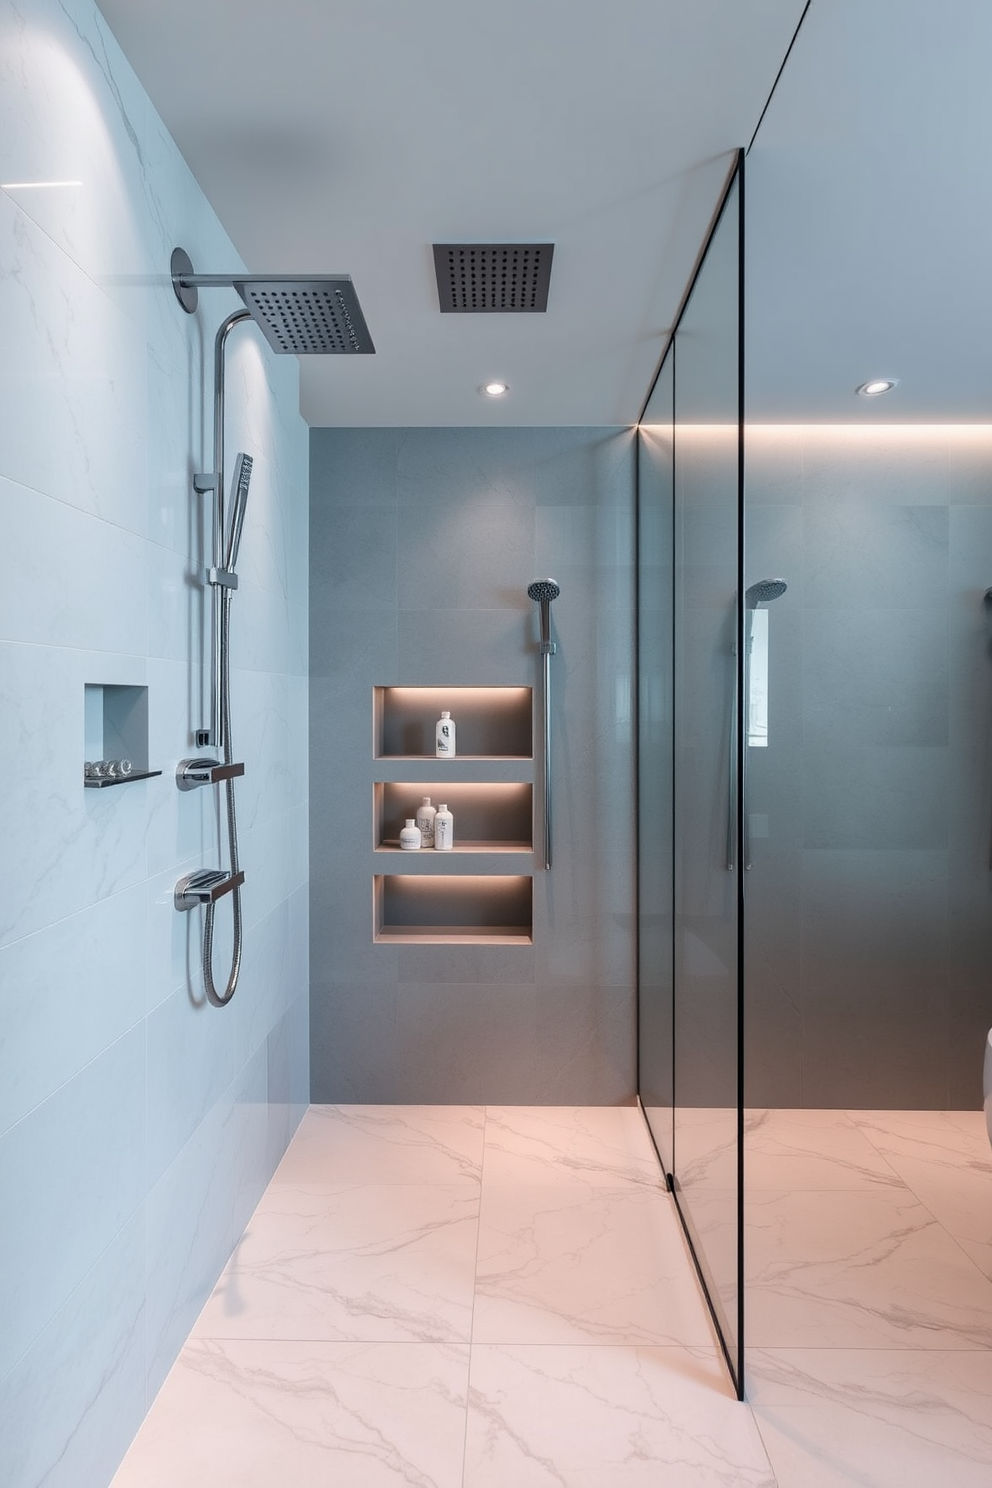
[192,1182,480,1343]
[108,1103,992,1488]
[473,1181,714,1346]
[110,1339,471,1488]
[269,1104,485,1187]
[745,1108,905,1191]
[465,1344,776,1488]
[748,1347,992,1488]
[482,1105,663,1190]
[746,1187,992,1349]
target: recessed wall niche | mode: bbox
[83,683,160,787]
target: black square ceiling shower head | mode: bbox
[433,243,554,312]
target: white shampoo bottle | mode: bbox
[436,711,456,757]
[434,803,454,850]
[416,796,437,848]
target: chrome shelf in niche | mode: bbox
[85,768,162,789]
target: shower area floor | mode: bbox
[109,1104,992,1487]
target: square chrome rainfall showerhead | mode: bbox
[433,244,554,313]
[234,277,375,354]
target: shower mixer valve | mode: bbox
[176,757,245,790]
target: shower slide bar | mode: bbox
[528,579,560,871]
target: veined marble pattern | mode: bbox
[748,1348,992,1488]
[111,1105,992,1488]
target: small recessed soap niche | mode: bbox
[84,683,160,787]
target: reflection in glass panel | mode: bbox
[672,167,742,1386]
[637,353,675,1173]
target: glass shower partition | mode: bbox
[637,152,745,1394]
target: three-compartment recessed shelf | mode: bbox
[372,686,534,945]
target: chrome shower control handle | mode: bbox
[174,869,245,911]
[176,757,246,790]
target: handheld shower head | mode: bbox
[528,578,560,652]
[746,578,788,608]
[225,453,253,573]
[527,579,561,604]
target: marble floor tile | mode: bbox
[464,1344,776,1488]
[748,1347,992,1488]
[191,1183,480,1343]
[746,1187,992,1348]
[672,1107,738,1192]
[482,1104,664,1190]
[849,1109,991,1166]
[473,1182,715,1346]
[269,1104,485,1187]
[745,1108,904,1191]
[866,1151,992,1250]
[110,1339,470,1488]
[941,1110,988,1143]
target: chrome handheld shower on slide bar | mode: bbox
[529,579,560,870]
[528,578,560,653]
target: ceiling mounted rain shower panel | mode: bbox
[433,243,554,312]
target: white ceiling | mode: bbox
[745,0,992,422]
[95,0,806,426]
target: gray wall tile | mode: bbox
[310,428,636,1103]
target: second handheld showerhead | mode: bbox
[746,578,788,607]
[528,578,560,653]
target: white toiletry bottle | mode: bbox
[399,818,422,850]
[436,710,456,757]
[416,796,437,848]
[434,803,454,851]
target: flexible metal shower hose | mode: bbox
[202,589,242,1006]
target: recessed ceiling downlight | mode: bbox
[856,378,899,397]
[482,381,509,398]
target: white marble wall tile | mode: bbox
[748,1347,992,1488]
[0,1212,146,1488]
[746,1187,992,1349]
[0,476,150,652]
[0,196,148,530]
[225,896,295,1077]
[0,882,146,1135]
[271,1105,486,1188]
[144,1046,271,1400]
[0,643,152,945]
[1,0,309,1478]
[0,1023,145,1380]
[230,584,308,678]
[111,1338,471,1488]
[144,856,208,1012]
[473,1182,714,1346]
[143,658,212,880]
[192,1182,479,1344]
[465,1344,776,1488]
[145,980,238,1186]
[483,1104,663,1190]
[237,800,309,930]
